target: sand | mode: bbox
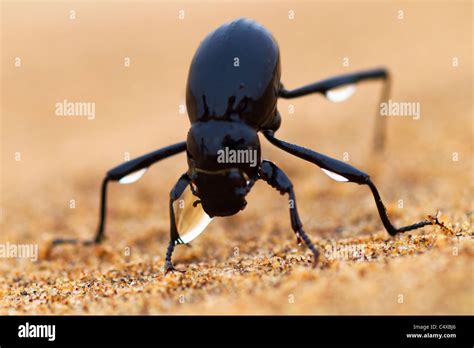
[1,1,472,314]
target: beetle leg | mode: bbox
[259,160,319,267]
[165,173,192,273]
[279,68,390,152]
[263,131,434,236]
[52,141,187,246]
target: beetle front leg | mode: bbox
[260,160,319,267]
[164,173,191,273]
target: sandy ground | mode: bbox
[1,1,472,314]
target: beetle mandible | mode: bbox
[54,18,435,272]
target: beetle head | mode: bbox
[186,120,260,217]
[190,168,251,217]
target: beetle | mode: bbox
[53,18,435,272]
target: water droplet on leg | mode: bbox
[325,84,356,102]
[173,186,212,244]
[119,168,148,184]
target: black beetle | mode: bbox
[54,18,435,272]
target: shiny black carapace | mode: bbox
[54,18,435,272]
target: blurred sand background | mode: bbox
[0,1,472,314]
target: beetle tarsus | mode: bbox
[51,237,100,248]
[366,179,433,236]
[164,262,186,274]
[392,220,432,234]
[426,211,456,234]
[297,228,320,268]
[164,239,186,273]
[51,238,79,245]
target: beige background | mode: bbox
[1,1,472,314]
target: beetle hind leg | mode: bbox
[279,67,391,152]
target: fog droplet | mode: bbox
[173,186,212,244]
[325,84,356,103]
[321,168,349,182]
[119,168,147,184]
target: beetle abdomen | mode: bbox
[186,18,281,128]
